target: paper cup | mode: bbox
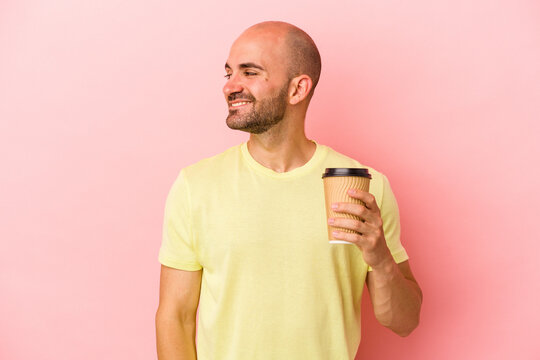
[322,168,371,244]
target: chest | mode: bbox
[192,178,331,269]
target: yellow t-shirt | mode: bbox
[159,141,408,360]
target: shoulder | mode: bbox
[167,144,243,202]
[180,143,242,181]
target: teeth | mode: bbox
[231,101,249,107]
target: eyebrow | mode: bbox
[225,62,266,71]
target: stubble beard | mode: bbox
[226,85,289,135]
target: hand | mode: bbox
[328,189,393,269]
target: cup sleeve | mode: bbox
[367,174,409,271]
[158,169,202,271]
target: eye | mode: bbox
[224,74,231,79]
[244,72,257,76]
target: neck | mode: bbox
[246,114,316,173]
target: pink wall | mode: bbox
[1,1,539,359]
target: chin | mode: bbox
[226,120,268,135]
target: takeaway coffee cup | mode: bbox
[322,168,372,244]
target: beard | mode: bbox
[226,84,288,134]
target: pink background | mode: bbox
[1,0,539,359]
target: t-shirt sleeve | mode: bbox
[158,169,202,271]
[368,174,409,271]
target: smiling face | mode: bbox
[223,29,292,134]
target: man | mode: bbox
[156,21,422,360]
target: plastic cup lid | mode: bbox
[322,168,372,179]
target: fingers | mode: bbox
[330,229,363,245]
[332,204,382,228]
[331,227,384,250]
[328,216,379,235]
[328,217,367,234]
[332,201,369,219]
[345,189,379,211]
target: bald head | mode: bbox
[242,21,322,100]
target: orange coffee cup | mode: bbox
[322,168,372,244]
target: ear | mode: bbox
[288,75,313,105]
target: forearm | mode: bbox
[156,312,197,360]
[368,258,423,336]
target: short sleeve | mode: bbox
[368,174,409,271]
[158,169,202,271]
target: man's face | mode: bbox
[223,31,291,134]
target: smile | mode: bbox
[230,101,251,108]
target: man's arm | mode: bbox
[366,259,422,336]
[156,265,202,360]
[328,189,422,336]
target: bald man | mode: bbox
[156,21,422,360]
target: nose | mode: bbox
[223,73,244,100]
